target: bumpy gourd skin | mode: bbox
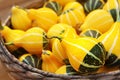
[28,8,58,32]
[42,50,63,73]
[11,6,32,31]
[98,20,120,66]
[61,37,106,74]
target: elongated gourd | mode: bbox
[61,37,106,74]
[41,50,63,73]
[11,6,31,30]
[13,27,49,55]
[98,19,120,66]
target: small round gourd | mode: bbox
[19,53,42,69]
[55,65,79,75]
[84,0,104,13]
[80,29,102,38]
[44,1,62,15]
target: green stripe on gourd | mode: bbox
[79,42,106,73]
[84,0,103,13]
[19,54,42,69]
[109,9,120,21]
[43,32,49,49]
[105,53,120,66]
[80,29,102,38]
[66,65,80,75]
[44,1,62,15]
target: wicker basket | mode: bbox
[0,0,120,80]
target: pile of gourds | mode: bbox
[0,0,120,75]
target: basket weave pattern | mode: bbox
[0,0,120,80]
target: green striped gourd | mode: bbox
[44,1,62,15]
[98,19,120,66]
[61,37,106,74]
[59,7,85,30]
[80,9,114,33]
[55,65,79,75]
[19,53,42,69]
[80,29,102,38]
[84,0,104,13]
[103,0,120,21]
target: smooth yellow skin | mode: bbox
[61,37,98,71]
[13,27,47,55]
[11,6,31,31]
[50,0,76,6]
[55,65,67,74]
[42,50,63,73]
[80,9,114,33]
[98,22,120,59]
[103,0,120,10]
[59,8,85,30]
[1,26,25,51]
[28,8,58,32]
[52,38,67,64]
[63,1,84,12]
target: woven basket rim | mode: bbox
[1,0,120,79]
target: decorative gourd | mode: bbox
[44,1,62,15]
[59,7,85,30]
[63,1,84,13]
[61,37,106,74]
[1,26,25,51]
[55,65,79,75]
[28,8,58,31]
[47,23,78,40]
[50,0,76,6]
[84,0,104,13]
[80,9,114,33]
[98,19,120,66]
[19,53,42,69]
[52,38,68,64]
[12,27,49,55]
[103,0,120,21]
[41,50,63,73]
[80,29,102,38]
[11,6,31,31]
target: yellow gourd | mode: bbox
[98,19,120,66]
[59,7,85,30]
[80,9,114,33]
[61,37,106,73]
[12,27,49,55]
[50,0,76,6]
[11,6,31,31]
[42,50,63,73]
[28,8,58,31]
[52,38,68,64]
[63,1,84,13]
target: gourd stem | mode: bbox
[4,42,14,45]
[116,0,120,22]
[0,20,4,30]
